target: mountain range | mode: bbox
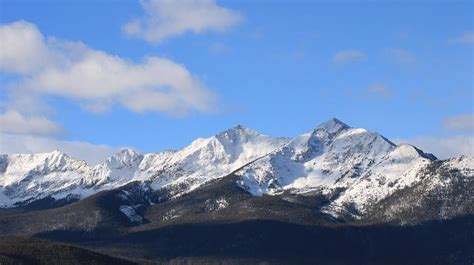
[0,118,472,264]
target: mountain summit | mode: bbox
[316,117,350,134]
[236,119,438,217]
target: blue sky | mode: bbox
[0,0,473,163]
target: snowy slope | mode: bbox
[142,125,289,196]
[0,151,89,205]
[363,155,474,223]
[323,144,435,216]
[237,119,399,194]
[87,149,144,188]
[0,126,288,207]
[0,118,472,220]
[134,125,289,193]
[235,118,455,217]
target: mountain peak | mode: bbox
[316,118,350,134]
[51,149,65,155]
[37,149,67,158]
[103,148,143,166]
[117,148,140,156]
[41,149,67,160]
[216,125,262,143]
[224,124,255,133]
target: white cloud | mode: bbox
[0,21,56,74]
[0,20,219,163]
[394,135,474,160]
[367,83,392,98]
[23,54,216,115]
[449,31,474,45]
[442,114,474,131]
[0,133,121,165]
[1,89,55,116]
[333,49,367,66]
[0,20,217,116]
[123,0,242,44]
[385,48,416,65]
[0,111,62,136]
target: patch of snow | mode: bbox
[162,209,180,221]
[205,197,229,211]
[119,205,143,223]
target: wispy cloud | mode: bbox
[395,114,474,159]
[333,49,367,66]
[367,83,392,98]
[123,0,242,44]
[0,133,121,165]
[442,114,474,131]
[0,110,62,136]
[394,135,474,159]
[385,48,416,65]
[448,31,474,45]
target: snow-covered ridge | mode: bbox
[0,118,472,215]
[0,125,289,207]
[234,118,472,217]
[237,118,399,194]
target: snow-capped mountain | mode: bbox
[235,118,443,217]
[364,155,474,223]
[0,118,472,222]
[141,125,289,196]
[0,151,89,205]
[237,118,398,194]
[0,125,288,207]
[88,149,144,188]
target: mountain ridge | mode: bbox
[0,118,471,225]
